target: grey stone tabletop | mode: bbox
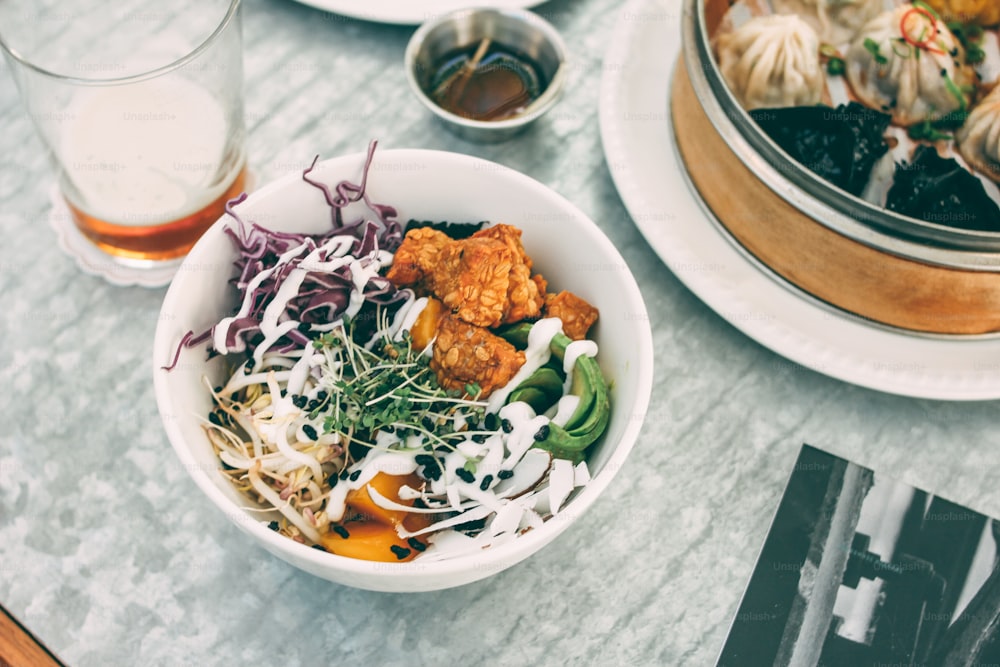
[2,0,1000,665]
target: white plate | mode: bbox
[290,0,546,25]
[598,0,1000,401]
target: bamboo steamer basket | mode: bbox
[674,0,1000,335]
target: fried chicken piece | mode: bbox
[472,224,533,270]
[431,314,525,397]
[924,0,999,26]
[385,227,451,291]
[431,238,514,328]
[544,290,599,341]
[472,224,545,323]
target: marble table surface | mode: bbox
[3,0,1000,665]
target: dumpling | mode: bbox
[715,14,825,111]
[924,0,1000,27]
[845,4,975,126]
[771,0,884,45]
[957,86,1000,183]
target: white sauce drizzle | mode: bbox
[391,296,427,342]
[486,317,563,413]
[550,395,581,428]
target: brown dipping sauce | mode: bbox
[429,41,547,122]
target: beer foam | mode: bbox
[59,77,238,226]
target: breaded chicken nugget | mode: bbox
[925,0,998,26]
[432,238,514,328]
[385,227,451,290]
[472,224,534,270]
[544,290,599,341]
[472,224,545,323]
[430,314,525,397]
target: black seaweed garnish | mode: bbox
[750,102,892,197]
[885,146,1000,232]
[406,220,487,239]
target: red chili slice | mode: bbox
[900,7,946,55]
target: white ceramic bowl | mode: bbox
[152,148,653,592]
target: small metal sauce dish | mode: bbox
[404,7,568,143]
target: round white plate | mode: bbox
[598,0,1000,400]
[290,0,546,25]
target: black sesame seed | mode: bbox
[497,469,514,480]
[533,425,550,442]
[421,416,435,431]
[414,454,436,466]
[208,412,223,426]
[501,419,513,433]
[349,469,362,482]
[390,545,411,560]
[940,68,947,76]
[484,413,499,431]
[471,434,488,444]
[480,475,493,491]
[453,517,488,532]
[316,390,328,400]
[333,525,350,539]
[307,399,321,411]
[327,474,339,488]
[214,386,223,393]
[455,468,475,483]
[311,544,327,551]
[339,470,351,480]
[407,537,427,552]
[292,395,308,409]
[302,424,318,440]
[267,521,279,531]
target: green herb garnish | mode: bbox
[314,317,488,458]
[865,38,889,65]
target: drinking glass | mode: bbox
[0,0,247,265]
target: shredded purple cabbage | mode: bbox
[163,141,407,371]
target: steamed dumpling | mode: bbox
[715,14,824,111]
[771,0,884,45]
[957,86,1000,183]
[924,0,1000,27]
[845,4,974,126]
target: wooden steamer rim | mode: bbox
[677,0,1000,335]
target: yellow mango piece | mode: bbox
[410,297,444,351]
[320,521,425,562]
[346,471,426,526]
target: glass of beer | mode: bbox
[0,0,247,265]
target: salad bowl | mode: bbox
[152,148,653,592]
